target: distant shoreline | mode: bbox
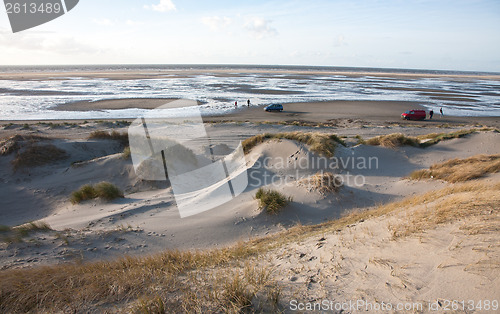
[1,67,500,81]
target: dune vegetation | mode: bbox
[389,181,500,239]
[300,171,343,193]
[0,180,497,312]
[88,130,129,147]
[364,128,496,149]
[11,144,68,171]
[1,135,67,171]
[0,134,48,156]
[0,222,52,244]
[409,154,500,183]
[70,181,124,204]
[365,133,420,148]
[122,146,131,159]
[242,132,345,157]
[255,188,293,214]
[415,128,489,147]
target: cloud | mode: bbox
[144,0,176,12]
[126,20,144,26]
[201,16,232,31]
[0,28,97,55]
[92,18,114,26]
[244,17,277,39]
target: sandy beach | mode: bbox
[2,0,500,307]
[1,78,499,312]
[6,99,499,129]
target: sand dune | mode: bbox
[1,122,499,270]
[0,116,499,312]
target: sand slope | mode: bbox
[1,128,499,269]
[266,177,500,312]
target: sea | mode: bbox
[0,64,499,120]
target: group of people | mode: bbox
[429,107,444,119]
[235,99,251,108]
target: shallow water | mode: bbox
[0,65,499,120]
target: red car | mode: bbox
[401,110,426,120]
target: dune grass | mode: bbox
[389,181,500,238]
[0,243,277,313]
[11,144,68,171]
[242,132,345,157]
[365,133,420,148]
[255,188,293,214]
[70,182,124,204]
[365,128,494,149]
[409,154,500,183]
[1,222,52,243]
[0,180,497,312]
[122,146,131,159]
[88,130,129,146]
[0,134,47,156]
[416,128,485,147]
[300,171,343,193]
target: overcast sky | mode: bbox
[0,0,499,71]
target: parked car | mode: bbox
[264,104,283,112]
[401,109,426,120]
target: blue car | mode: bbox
[264,104,283,112]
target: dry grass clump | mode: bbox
[70,181,124,204]
[1,222,52,243]
[390,181,499,238]
[11,144,68,170]
[365,133,420,148]
[170,264,280,313]
[255,188,292,214]
[409,154,500,183]
[0,134,47,156]
[0,242,273,313]
[122,146,131,159]
[300,171,343,193]
[416,128,480,147]
[365,128,493,149]
[88,130,129,146]
[242,132,345,157]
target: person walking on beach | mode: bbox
[235,101,237,108]
[247,99,250,107]
[440,107,443,117]
[429,109,434,119]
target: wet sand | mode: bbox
[4,99,500,128]
[208,101,500,128]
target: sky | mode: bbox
[0,0,499,72]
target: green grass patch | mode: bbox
[1,222,52,243]
[70,182,124,204]
[255,188,292,214]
